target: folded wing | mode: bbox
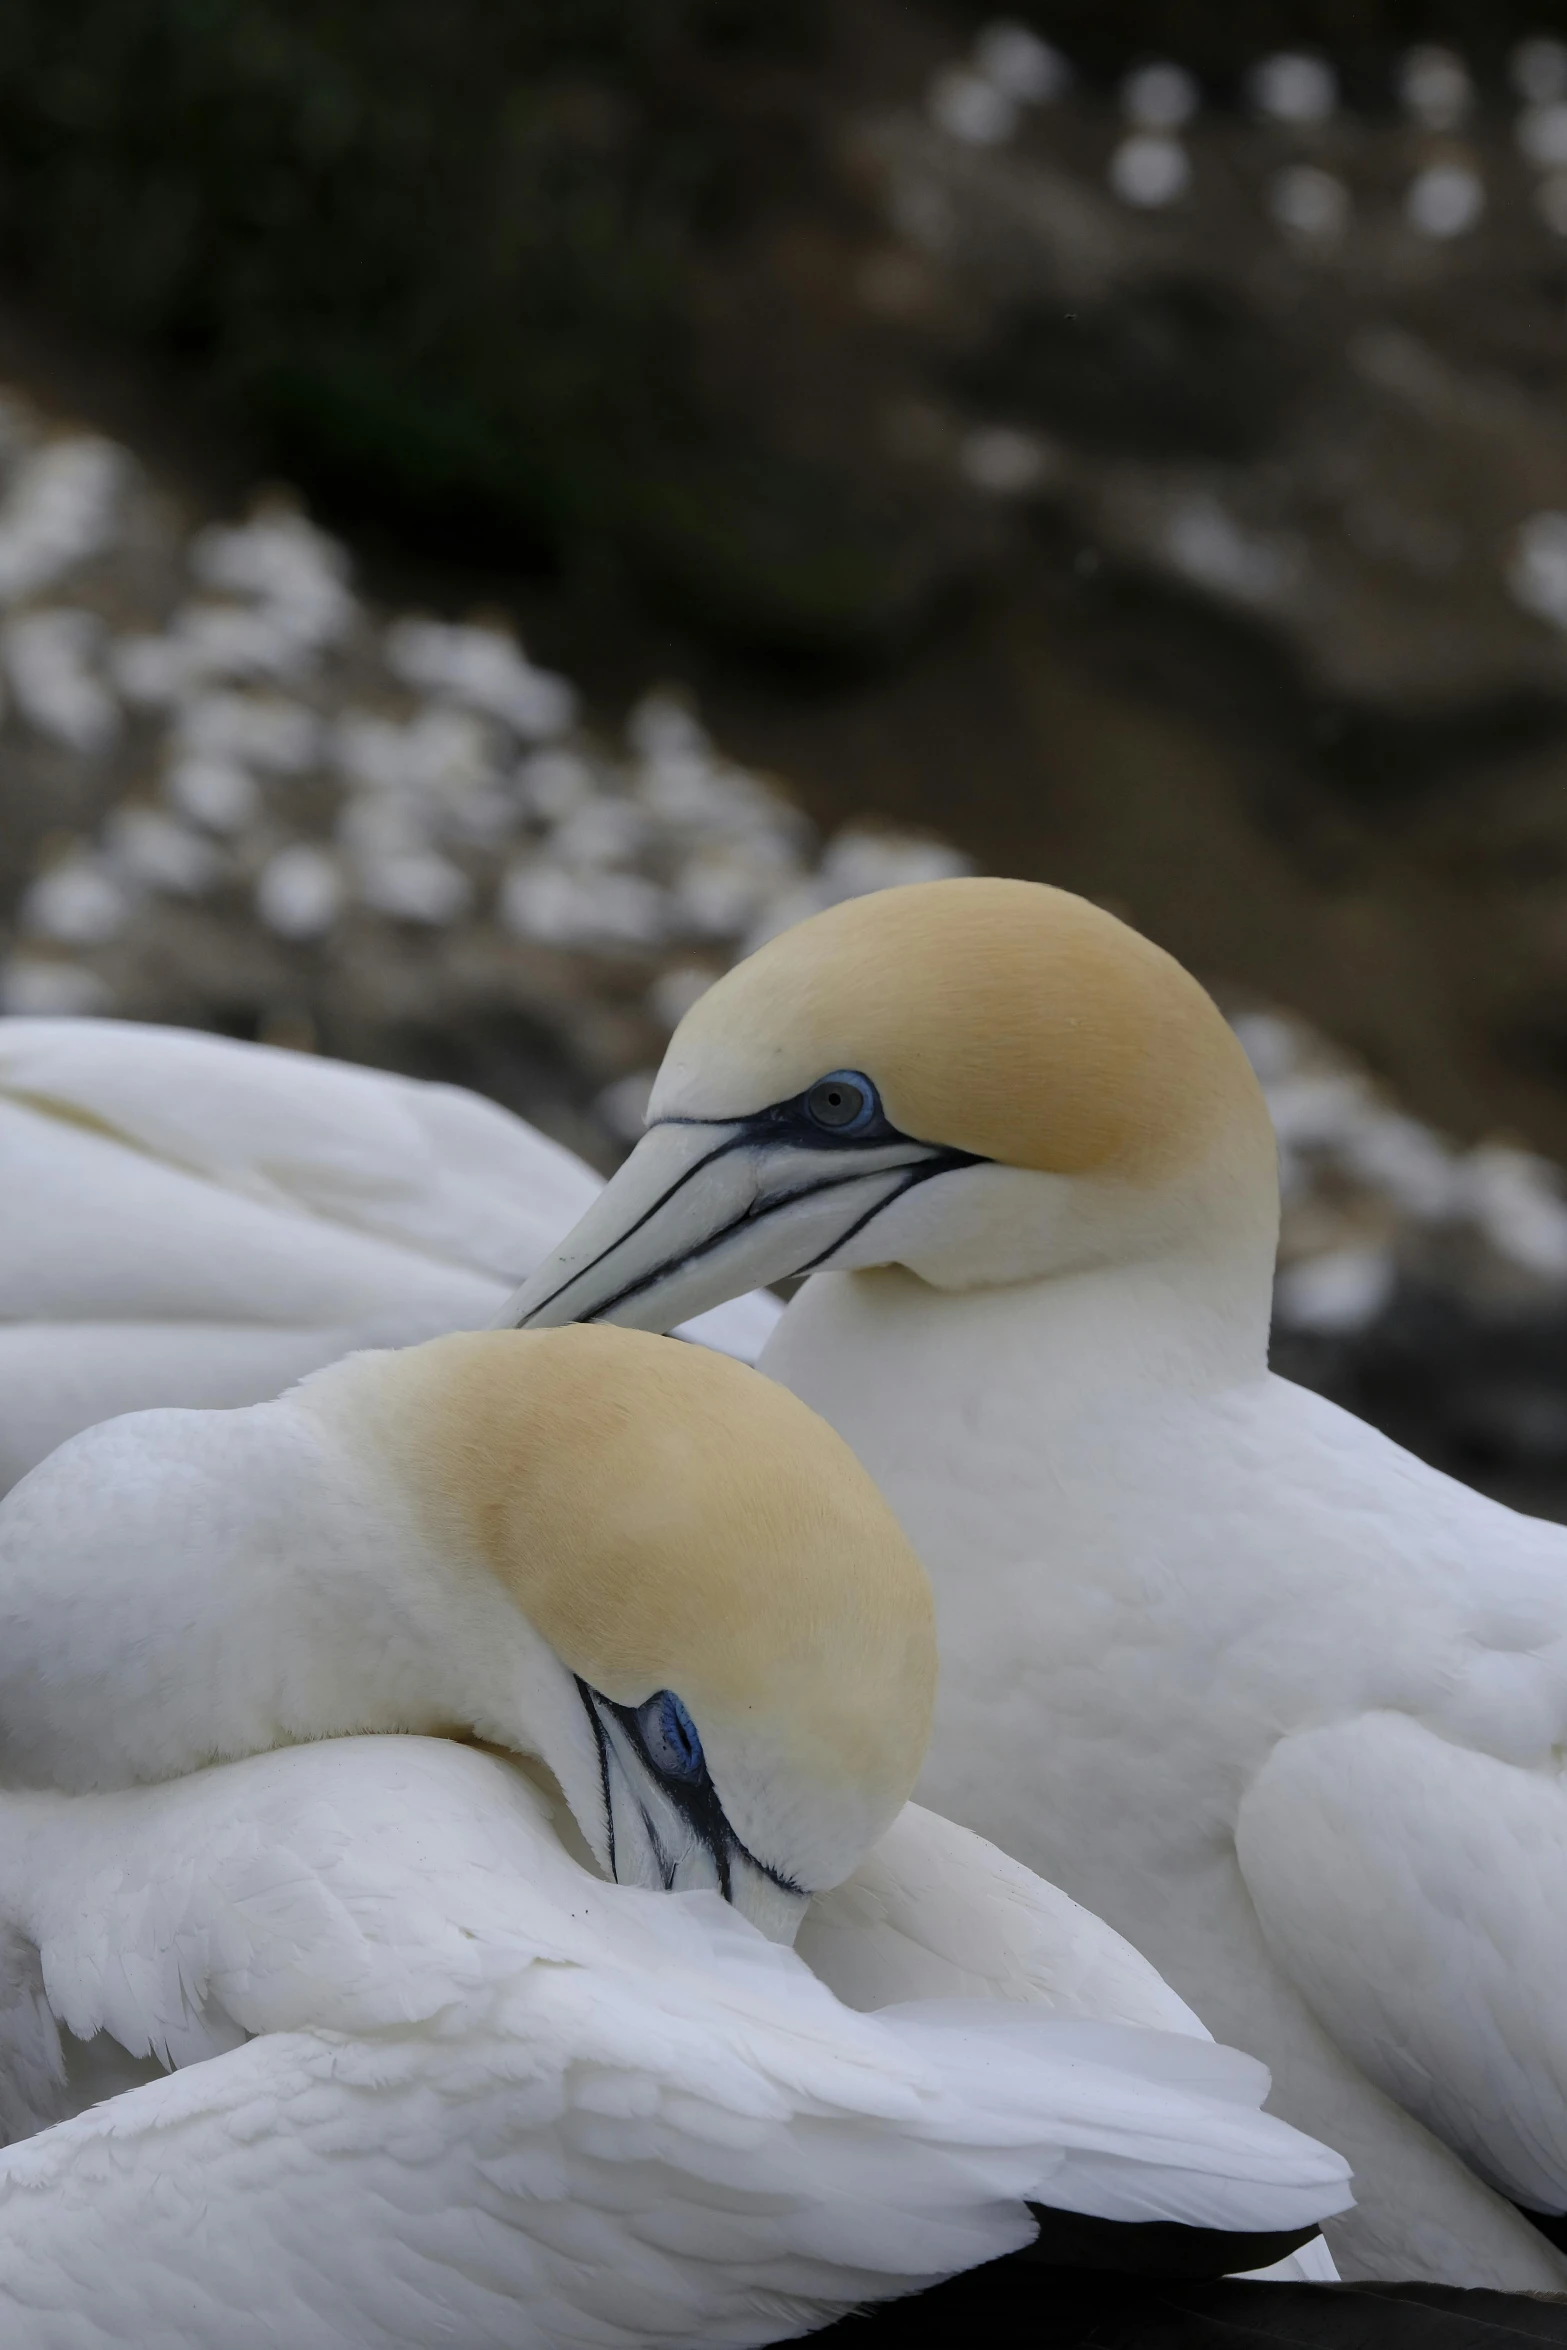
[798,1801,1206,2035]
[1238,1710,1567,2217]
[0,1736,1350,2345]
[0,1020,778,1489]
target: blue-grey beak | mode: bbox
[503,1114,966,1336]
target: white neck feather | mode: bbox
[824,1110,1279,1399]
[763,1193,1276,1471]
[0,1390,574,1796]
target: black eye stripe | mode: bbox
[768,1071,898,1149]
[651,1070,920,1154]
[577,1675,806,1902]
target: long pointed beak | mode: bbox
[503,1118,955,1336]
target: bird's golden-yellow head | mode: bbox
[505,878,1278,1335]
[327,1325,936,1936]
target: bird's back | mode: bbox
[0,1019,779,1493]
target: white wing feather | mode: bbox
[797,1802,1206,2036]
[0,1017,599,1273]
[0,1020,778,1488]
[0,1989,1328,2350]
[0,1738,1351,2347]
[1238,1709,1567,2214]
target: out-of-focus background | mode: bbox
[11,0,1567,1502]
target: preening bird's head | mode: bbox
[315,1326,935,1940]
[503,878,1278,1337]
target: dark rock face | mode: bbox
[955,280,1298,460]
[1277,1296,1567,1521]
[964,3,1567,87]
[0,0,918,657]
[11,2,1567,1512]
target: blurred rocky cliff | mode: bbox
[8,0,1567,1154]
[8,3,1567,1504]
[2,393,1567,1516]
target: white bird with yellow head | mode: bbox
[0,1320,1351,2344]
[508,877,1567,2290]
[0,1325,930,1938]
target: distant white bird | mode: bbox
[0,1736,1350,2348]
[0,1018,778,1493]
[508,876,1567,2288]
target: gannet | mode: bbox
[0,1736,1351,2348]
[0,1325,1346,2335]
[0,1323,930,1936]
[506,876,1567,2289]
[0,1017,777,1494]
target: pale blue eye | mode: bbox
[640,1689,704,1780]
[805,1071,879,1134]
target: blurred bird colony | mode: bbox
[11,18,1567,1496]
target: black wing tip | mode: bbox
[796,2250,1567,2349]
[1020,2208,1322,2278]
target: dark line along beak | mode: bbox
[504,1115,975,1337]
[573,1676,804,1914]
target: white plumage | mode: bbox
[0,1736,1350,2348]
[760,1276,1567,2287]
[0,1321,947,1941]
[506,876,1567,2287]
[0,1017,777,1493]
[0,1284,1348,2336]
